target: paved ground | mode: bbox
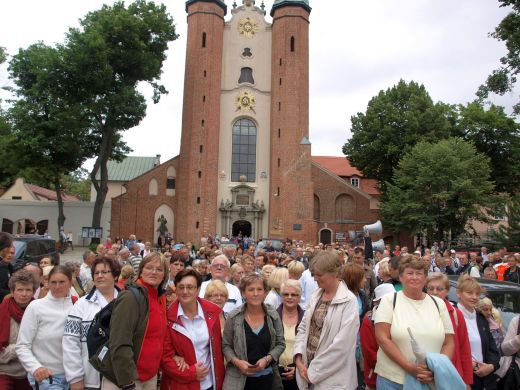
[59,246,90,264]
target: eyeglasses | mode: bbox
[94,270,112,277]
[427,286,445,292]
[177,285,197,292]
[209,293,227,299]
[143,267,165,274]
[212,264,228,270]
[282,293,300,297]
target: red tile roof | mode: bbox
[25,183,80,202]
[311,156,380,196]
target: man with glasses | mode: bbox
[198,254,243,314]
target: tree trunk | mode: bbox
[54,176,66,233]
[90,123,113,244]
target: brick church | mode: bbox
[110,0,382,245]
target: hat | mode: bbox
[373,283,396,302]
[450,249,456,254]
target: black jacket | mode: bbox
[0,259,14,303]
[503,267,520,284]
[473,312,501,390]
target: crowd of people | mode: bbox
[0,230,519,390]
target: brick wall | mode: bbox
[111,158,178,243]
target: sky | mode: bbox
[0,0,517,170]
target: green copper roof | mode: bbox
[271,0,311,16]
[185,0,227,15]
[95,156,160,181]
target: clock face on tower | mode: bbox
[238,17,259,39]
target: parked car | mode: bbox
[12,235,60,269]
[447,275,520,329]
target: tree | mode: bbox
[493,194,520,248]
[454,102,520,193]
[477,0,520,113]
[0,47,6,64]
[61,0,177,237]
[61,168,92,201]
[380,138,494,242]
[343,80,453,191]
[6,43,93,231]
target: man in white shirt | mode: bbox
[79,250,96,292]
[299,268,318,309]
[198,255,242,314]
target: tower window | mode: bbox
[242,47,252,57]
[277,158,280,167]
[197,197,201,204]
[196,221,199,229]
[279,78,282,86]
[201,119,205,127]
[204,70,207,77]
[278,128,281,138]
[278,102,281,111]
[231,118,257,182]
[203,95,206,102]
[279,58,282,66]
[290,36,295,52]
[198,171,202,178]
[202,32,206,48]
[238,67,254,84]
[200,145,203,153]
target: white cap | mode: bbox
[373,283,396,302]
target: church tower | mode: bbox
[269,0,314,240]
[177,0,314,243]
[176,0,227,242]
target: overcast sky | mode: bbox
[0,0,516,169]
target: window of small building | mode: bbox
[167,178,176,189]
[351,178,360,188]
[231,118,257,182]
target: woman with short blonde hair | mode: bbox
[265,268,289,309]
[287,261,304,280]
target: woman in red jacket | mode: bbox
[161,268,225,390]
[426,273,473,387]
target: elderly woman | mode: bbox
[262,264,276,283]
[17,265,76,389]
[241,256,255,274]
[0,270,36,389]
[98,252,169,389]
[63,257,121,390]
[205,279,229,331]
[222,273,286,390]
[374,254,455,389]
[425,273,473,387]
[161,268,225,390]
[64,260,86,298]
[456,275,500,390]
[276,280,304,390]
[499,314,520,388]
[294,251,359,390]
[230,264,245,286]
[265,267,289,309]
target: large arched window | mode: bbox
[335,194,354,222]
[232,118,257,182]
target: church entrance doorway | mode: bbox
[232,220,252,238]
[319,228,332,245]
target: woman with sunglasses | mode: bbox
[276,280,304,390]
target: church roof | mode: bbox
[185,0,227,14]
[97,156,161,182]
[311,156,380,196]
[271,0,311,16]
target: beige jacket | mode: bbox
[0,317,25,377]
[497,315,520,378]
[293,281,359,390]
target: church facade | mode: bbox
[110,0,382,245]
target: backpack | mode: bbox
[86,287,140,360]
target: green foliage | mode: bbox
[61,168,92,201]
[477,1,520,114]
[381,138,494,241]
[454,102,520,193]
[493,194,520,248]
[343,80,453,191]
[59,0,177,229]
[0,47,6,64]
